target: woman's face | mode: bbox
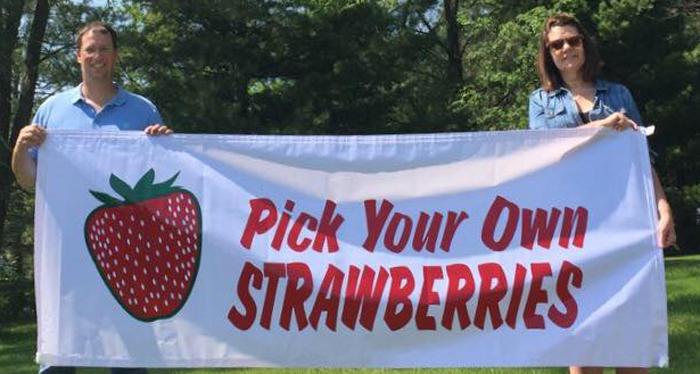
[547,25,585,77]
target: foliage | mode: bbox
[0,188,35,321]
[667,184,700,254]
[119,0,444,135]
[0,190,33,280]
[455,4,546,130]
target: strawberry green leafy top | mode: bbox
[90,169,183,207]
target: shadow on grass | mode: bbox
[664,258,700,278]
[667,293,700,315]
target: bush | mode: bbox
[667,184,700,255]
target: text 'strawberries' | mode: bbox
[84,169,202,322]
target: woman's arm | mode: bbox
[528,91,549,130]
[580,111,638,131]
[652,167,676,248]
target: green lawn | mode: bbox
[2,255,699,374]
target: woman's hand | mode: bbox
[598,112,639,131]
[658,211,677,248]
[657,197,677,248]
[652,168,676,248]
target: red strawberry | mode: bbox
[84,169,202,321]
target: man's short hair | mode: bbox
[75,21,118,51]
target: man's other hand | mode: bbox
[144,124,173,136]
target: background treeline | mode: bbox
[1,0,699,321]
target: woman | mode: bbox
[528,13,676,374]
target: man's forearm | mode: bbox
[11,145,37,191]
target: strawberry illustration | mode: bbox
[84,169,202,322]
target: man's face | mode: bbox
[76,28,118,83]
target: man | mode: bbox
[11,21,171,374]
[12,21,172,191]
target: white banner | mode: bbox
[34,128,667,368]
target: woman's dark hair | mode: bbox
[537,13,600,91]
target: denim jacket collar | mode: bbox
[547,80,609,98]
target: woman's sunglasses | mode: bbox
[548,35,584,51]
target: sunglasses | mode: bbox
[548,35,584,51]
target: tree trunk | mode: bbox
[444,0,463,84]
[12,0,49,139]
[0,0,26,251]
[1,0,50,316]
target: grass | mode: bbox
[2,255,699,374]
[661,254,700,372]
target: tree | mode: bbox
[0,2,25,244]
[121,0,441,135]
[444,0,463,84]
[0,0,50,256]
[0,0,50,320]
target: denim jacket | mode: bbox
[528,80,643,130]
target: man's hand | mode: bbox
[144,124,173,136]
[12,124,46,191]
[15,124,47,150]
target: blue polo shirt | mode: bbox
[28,85,163,159]
[528,80,643,130]
[32,84,163,131]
